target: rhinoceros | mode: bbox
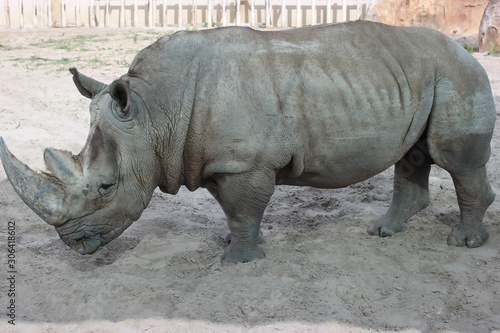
[0,21,496,263]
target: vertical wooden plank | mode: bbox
[19,0,23,28]
[280,0,285,27]
[4,0,10,28]
[178,0,183,27]
[342,0,347,22]
[207,0,213,28]
[250,0,255,27]
[191,0,197,28]
[133,0,138,27]
[326,0,332,23]
[38,0,42,27]
[33,0,37,27]
[147,0,151,27]
[37,0,42,27]
[221,0,226,26]
[236,0,240,26]
[76,0,80,27]
[95,0,100,26]
[311,0,316,25]
[295,0,301,27]
[105,0,110,27]
[39,0,42,26]
[89,0,94,27]
[151,0,158,28]
[120,0,125,27]
[41,0,46,27]
[90,0,97,27]
[357,0,361,19]
[152,0,157,27]
[265,0,270,28]
[48,0,52,27]
[163,0,167,27]
[61,0,66,27]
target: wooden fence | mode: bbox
[1,0,369,29]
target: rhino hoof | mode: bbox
[367,218,409,237]
[221,245,266,264]
[447,225,489,248]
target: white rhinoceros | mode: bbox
[0,21,496,263]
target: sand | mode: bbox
[0,28,499,333]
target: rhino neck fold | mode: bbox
[158,70,203,194]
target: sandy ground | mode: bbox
[0,27,499,333]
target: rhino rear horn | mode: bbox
[69,67,106,99]
[44,148,83,184]
[0,138,67,226]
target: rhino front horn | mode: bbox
[0,137,67,226]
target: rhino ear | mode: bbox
[109,78,131,118]
[69,67,106,99]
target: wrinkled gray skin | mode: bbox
[0,21,496,263]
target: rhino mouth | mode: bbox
[55,219,101,254]
[56,215,133,254]
[58,230,103,254]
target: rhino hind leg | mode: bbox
[428,128,495,247]
[368,143,432,237]
[207,169,275,263]
[445,165,494,247]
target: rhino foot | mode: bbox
[221,244,265,264]
[447,224,489,248]
[367,216,409,237]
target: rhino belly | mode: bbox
[277,130,414,188]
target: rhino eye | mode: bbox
[98,183,115,196]
[111,100,134,122]
[113,101,127,117]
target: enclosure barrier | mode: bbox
[1,0,368,29]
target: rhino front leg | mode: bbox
[207,169,275,263]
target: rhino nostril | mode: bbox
[69,230,86,241]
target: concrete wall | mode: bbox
[366,0,489,37]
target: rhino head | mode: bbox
[0,68,165,254]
